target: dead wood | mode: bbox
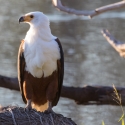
[52,0,125,18]
[102,29,125,57]
[0,106,76,125]
[0,75,125,106]
[61,85,125,105]
[0,75,19,91]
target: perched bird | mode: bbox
[18,11,64,112]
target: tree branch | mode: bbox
[91,1,125,18]
[0,75,19,91]
[0,106,76,125]
[52,0,95,16]
[1,75,125,106]
[101,29,125,57]
[52,0,125,18]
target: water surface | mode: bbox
[0,0,125,124]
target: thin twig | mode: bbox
[52,0,125,18]
[101,29,125,58]
[91,1,125,18]
[52,0,95,16]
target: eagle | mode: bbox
[18,11,64,112]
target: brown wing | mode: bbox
[52,38,64,106]
[17,40,27,104]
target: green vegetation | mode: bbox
[102,120,105,125]
[102,85,125,125]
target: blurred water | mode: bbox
[0,0,125,124]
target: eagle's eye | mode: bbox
[30,15,34,18]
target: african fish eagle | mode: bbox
[18,11,64,112]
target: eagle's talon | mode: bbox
[25,102,32,111]
[44,109,55,114]
[24,106,32,112]
[44,101,55,114]
[44,109,51,114]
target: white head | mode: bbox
[19,11,56,42]
[19,11,49,27]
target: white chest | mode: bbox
[23,36,60,78]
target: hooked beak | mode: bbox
[19,16,24,23]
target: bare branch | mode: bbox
[101,29,125,57]
[1,75,125,105]
[52,0,95,16]
[52,0,125,18]
[91,1,125,18]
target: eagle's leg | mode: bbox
[25,100,32,111]
[47,101,53,111]
[44,101,54,113]
[23,80,33,111]
[45,78,58,113]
